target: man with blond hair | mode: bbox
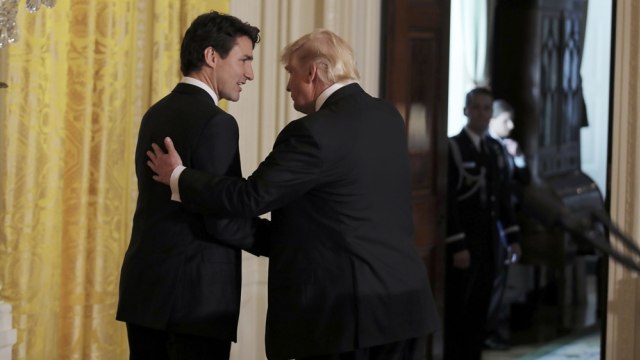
[147,29,439,360]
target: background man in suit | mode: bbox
[445,88,521,360]
[147,29,439,360]
[484,99,529,350]
[489,99,530,196]
[116,12,261,360]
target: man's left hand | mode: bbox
[147,137,183,185]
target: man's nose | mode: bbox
[246,64,254,81]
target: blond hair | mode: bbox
[281,29,360,84]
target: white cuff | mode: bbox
[445,233,465,243]
[503,225,520,235]
[170,165,186,202]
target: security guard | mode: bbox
[444,87,521,360]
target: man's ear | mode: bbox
[307,62,318,83]
[204,47,217,68]
[463,107,469,117]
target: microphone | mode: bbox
[522,186,640,272]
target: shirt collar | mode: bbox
[315,81,356,111]
[488,128,501,141]
[180,76,219,106]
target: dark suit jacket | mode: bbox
[116,83,257,341]
[446,130,520,261]
[499,138,531,208]
[177,84,439,359]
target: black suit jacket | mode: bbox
[445,130,520,258]
[177,84,439,359]
[116,83,257,341]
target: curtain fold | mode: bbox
[447,0,490,136]
[0,1,227,359]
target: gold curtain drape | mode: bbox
[0,1,228,359]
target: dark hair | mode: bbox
[180,11,260,76]
[492,99,514,118]
[465,87,493,107]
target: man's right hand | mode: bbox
[147,137,183,185]
[503,138,520,157]
[453,249,471,269]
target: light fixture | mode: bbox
[0,0,57,48]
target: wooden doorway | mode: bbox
[381,0,450,358]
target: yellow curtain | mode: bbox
[0,1,228,359]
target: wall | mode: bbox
[580,0,612,196]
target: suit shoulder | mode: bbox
[449,132,464,143]
[202,111,239,136]
[281,115,312,134]
[150,91,220,114]
[147,97,232,129]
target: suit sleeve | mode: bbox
[180,119,323,217]
[445,142,468,254]
[511,159,531,206]
[193,113,269,255]
[496,144,521,246]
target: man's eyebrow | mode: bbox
[243,55,254,60]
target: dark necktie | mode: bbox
[479,137,489,206]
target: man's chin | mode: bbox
[293,104,312,115]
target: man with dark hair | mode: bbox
[483,99,528,350]
[116,11,261,360]
[444,88,521,359]
[147,29,438,360]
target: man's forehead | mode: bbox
[232,42,255,59]
[470,94,492,105]
[233,35,254,48]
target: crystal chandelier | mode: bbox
[0,0,57,48]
